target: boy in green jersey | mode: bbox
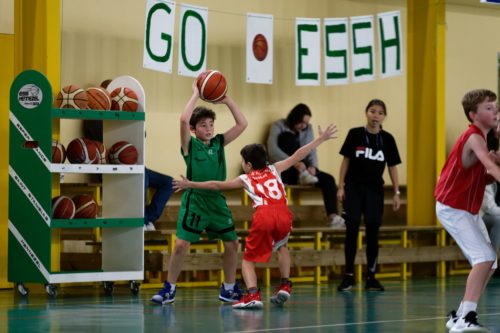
[152,81,248,305]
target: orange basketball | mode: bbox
[55,85,88,109]
[252,34,268,61]
[110,87,139,112]
[86,87,111,110]
[196,70,227,103]
[52,140,66,163]
[93,141,107,164]
[108,141,138,165]
[66,137,98,164]
[73,194,98,219]
[52,196,75,219]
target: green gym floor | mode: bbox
[1,277,499,333]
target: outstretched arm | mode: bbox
[180,81,199,156]
[220,95,248,146]
[274,123,338,174]
[174,175,244,191]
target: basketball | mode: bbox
[55,85,88,109]
[100,79,112,89]
[52,140,66,163]
[110,87,139,112]
[66,137,98,164]
[108,141,139,165]
[252,34,268,61]
[52,196,75,219]
[93,141,107,164]
[86,87,111,110]
[73,194,98,219]
[196,70,228,102]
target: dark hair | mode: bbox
[462,89,497,122]
[365,99,387,115]
[487,130,499,151]
[189,106,216,127]
[240,144,268,170]
[286,103,312,128]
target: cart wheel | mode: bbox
[103,281,114,296]
[130,280,140,295]
[45,284,57,297]
[16,283,29,296]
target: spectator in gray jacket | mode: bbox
[267,103,344,228]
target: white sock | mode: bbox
[456,302,464,317]
[223,282,235,290]
[169,283,176,291]
[461,301,477,317]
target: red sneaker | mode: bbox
[270,281,292,306]
[232,290,263,309]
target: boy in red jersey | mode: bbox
[435,89,500,332]
[174,123,338,309]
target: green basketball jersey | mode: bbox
[184,134,226,193]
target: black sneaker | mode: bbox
[337,274,355,291]
[365,277,385,291]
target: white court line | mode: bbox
[225,312,500,333]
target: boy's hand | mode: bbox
[318,123,338,142]
[213,94,230,105]
[191,80,200,98]
[173,175,190,192]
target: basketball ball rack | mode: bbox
[8,70,145,297]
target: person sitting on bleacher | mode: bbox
[266,103,344,228]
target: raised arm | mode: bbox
[180,81,200,156]
[221,95,248,146]
[274,124,337,174]
[174,175,244,191]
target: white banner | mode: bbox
[0,0,14,34]
[246,13,273,84]
[296,18,321,86]
[377,11,403,78]
[350,15,375,83]
[178,4,208,77]
[143,0,176,74]
[324,17,349,86]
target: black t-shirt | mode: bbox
[339,126,401,187]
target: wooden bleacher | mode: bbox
[59,184,468,289]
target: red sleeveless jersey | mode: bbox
[239,165,288,208]
[434,124,487,214]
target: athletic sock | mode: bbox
[170,283,176,291]
[248,287,258,294]
[456,302,464,317]
[280,278,290,284]
[462,301,477,317]
[223,282,235,290]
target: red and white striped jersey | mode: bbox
[435,124,488,214]
[239,165,288,208]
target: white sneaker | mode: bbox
[298,170,318,185]
[446,310,458,329]
[450,311,490,333]
[144,222,156,231]
[329,215,345,229]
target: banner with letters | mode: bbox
[350,15,375,83]
[296,18,321,86]
[246,13,274,85]
[377,11,403,78]
[143,0,176,74]
[178,4,208,77]
[324,17,349,86]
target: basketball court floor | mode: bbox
[1,276,499,332]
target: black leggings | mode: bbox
[343,182,384,275]
[277,132,339,216]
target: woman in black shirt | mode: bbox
[337,99,402,291]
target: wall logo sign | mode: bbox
[18,84,43,109]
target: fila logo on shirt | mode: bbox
[355,146,385,161]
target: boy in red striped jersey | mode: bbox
[435,89,500,332]
[174,123,337,309]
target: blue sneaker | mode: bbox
[219,283,242,302]
[151,282,176,305]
